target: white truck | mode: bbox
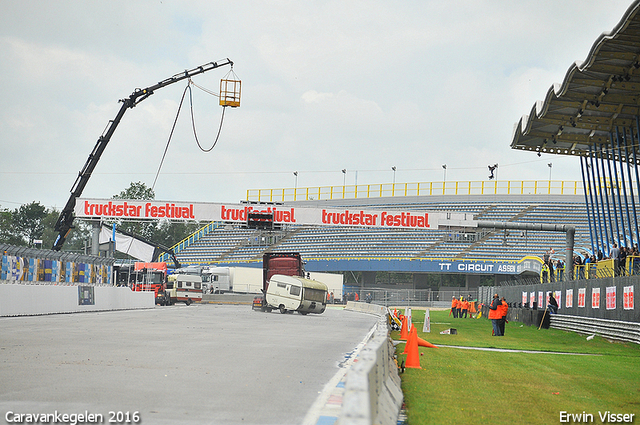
[265,274,328,315]
[201,266,231,293]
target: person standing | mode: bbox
[488,294,502,336]
[451,296,458,318]
[498,297,509,336]
[460,297,469,319]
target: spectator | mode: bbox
[556,259,564,281]
[619,246,628,276]
[498,297,509,336]
[547,292,558,314]
[610,243,620,275]
[541,262,549,283]
[488,294,502,336]
[451,296,458,318]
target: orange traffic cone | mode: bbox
[417,337,438,348]
[405,326,421,369]
[402,324,416,354]
[400,316,409,341]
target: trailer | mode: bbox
[265,274,328,315]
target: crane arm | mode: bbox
[53,59,233,251]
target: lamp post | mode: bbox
[392,166,396,196]
[293,171,298,200]
[548,163,552,181]
[442,164,447,182]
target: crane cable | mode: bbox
[152,78,228,190]
[151,82,189,191]
[188,79,226,153]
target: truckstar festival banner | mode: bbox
[75,198,477,230]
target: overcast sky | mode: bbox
[1,0,635,210]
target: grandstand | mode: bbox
[168,189,591,276]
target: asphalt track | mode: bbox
[0,304,379,425]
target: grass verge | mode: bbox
[393,309,640,424]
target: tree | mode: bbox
[0,208,23,245]
[153,220,203,249]
[110,182,156,240]
[13,202,48,246]
[114,181,155,201]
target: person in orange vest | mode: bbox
[460,297,469,318]
[498,296,509,336]
[456,296,463,318]
[488,293,502,336]
[451,296,458,318]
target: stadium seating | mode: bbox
[170,195,591,266]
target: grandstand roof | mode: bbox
[510,0,640,164]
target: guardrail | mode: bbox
[247,180,585,202]
[550,314,640,344]
[339,302,402,425]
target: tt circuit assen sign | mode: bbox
[75,198,477,230]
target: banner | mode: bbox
[566,289,573,308]
[522,291,527,307]
[592,287,600,309]
[554,290,562,309]
[75,198,477,231]
[578,287,586,308]
[623,286,634,310]
[606,286,616,310]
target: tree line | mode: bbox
[0,182,202,257]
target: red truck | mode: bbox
[252,252,305,311]
[131,262,172,306]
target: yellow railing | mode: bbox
[246,180,584,202]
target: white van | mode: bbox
[166,274,203,305]
[265,274,328,315]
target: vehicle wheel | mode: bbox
[186,299,191,306]
[299,311,308,315]
[279,305,287,314]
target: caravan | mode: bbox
[165,274,202,305]
[265,274,328,315]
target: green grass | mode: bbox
[393,309,640,424]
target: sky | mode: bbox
[0,0,636,211]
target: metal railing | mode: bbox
[550,315,640,344]
[247,180,585,202]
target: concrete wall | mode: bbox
[0,282,154,316]
[339,302,403,425]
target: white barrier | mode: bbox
[0,282,154,316]
[339,302,403,425]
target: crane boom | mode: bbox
[53,59,233,251]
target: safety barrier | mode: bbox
[550,315,640,344]
[338,302,403,425]
[0,281,154,316]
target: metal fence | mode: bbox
[343,288,478,308]
[481,276,639,323]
